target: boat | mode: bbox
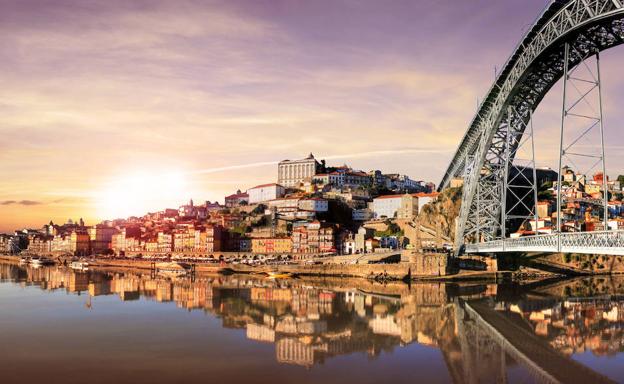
[156,262,190,277]
[70,261,89,271]
[267,271,294,279]
[19,256,31,264]
[30,256,55,266]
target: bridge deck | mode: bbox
[465,230,624,255]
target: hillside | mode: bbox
[417,187,462,242]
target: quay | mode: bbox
[0,253,515,282]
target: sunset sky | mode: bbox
[2,0,624,232]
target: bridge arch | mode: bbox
[440,0,624,251]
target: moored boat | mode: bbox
[267,271,293,279]
[156,262,189,277]
[70,261,89,271]
[30,256,55,266]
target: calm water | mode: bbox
[1,261,624,384]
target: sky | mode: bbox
[1,0,624,232]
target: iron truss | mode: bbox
[441,0,624,250]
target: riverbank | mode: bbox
[0,254,530,282]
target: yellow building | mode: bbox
[251,237,293,254]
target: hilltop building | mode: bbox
[278,153,324,188]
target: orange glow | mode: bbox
[95,171,187,219]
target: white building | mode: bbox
[298,198,328,212]
[372,195,403,219]
[248,183,286,204]
[372,194,419,219]
[278,153,323,188]
[268,197,300,211]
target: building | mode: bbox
[157,232,174,253]
[373,195,403,219]
[313,168,370,188]
[111,227,142,255]
[51,231,89,255]
[398,194,419,220]
[268,197,300,214]
[354,227,374,254]
[312,172,343,186]
[193,225,223,253]
[298,198,328,212]
[343,171,371,188]
[383,174,425,192]
[225,190,249,207]
[373,194,419,219]
[179,199,196,218]
[248,183,286,204]
[537,201,552,219]
[291,221,335,256]
[88,225,117,254]
[278,153,324,188]
[251,237,293,254]
[174,226,196,253]
[27,234,52,254]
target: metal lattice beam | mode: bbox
[444,0,624,253]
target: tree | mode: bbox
[251,204,267,215]
[617,175,624,185]
[537,181,553,201]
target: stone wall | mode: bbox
[262,253,449,280]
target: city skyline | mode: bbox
[3,0,624,232]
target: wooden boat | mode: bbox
[267,271,293,279]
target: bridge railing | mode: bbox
[465,230,624,255]
[503,234,558,252]
[465,240,504,253]
[560,231,624,255]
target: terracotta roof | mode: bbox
[347,171,369,177]
[249,183,284,189]
[414,192,440,198]
[374,194,403,200]
[225,192,248,199]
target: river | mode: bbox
[0,260,623,383]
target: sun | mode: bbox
[95,171,188,219]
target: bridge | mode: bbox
[439,0,624,255]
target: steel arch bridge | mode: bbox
[439,0,624,255]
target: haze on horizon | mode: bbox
[2,0,624,232]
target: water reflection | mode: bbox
[1,261,623,383]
